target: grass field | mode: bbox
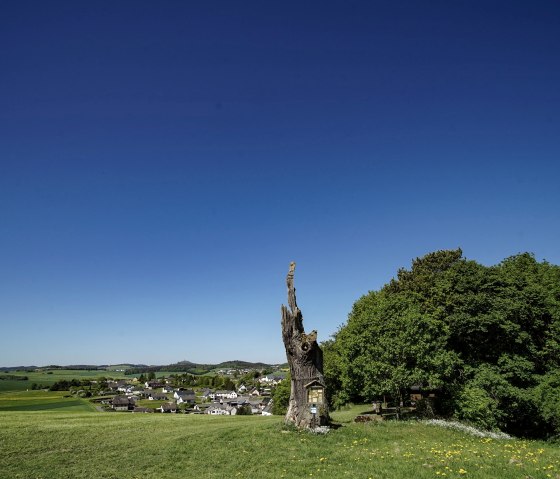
[0,369,132,391]
[0,390,97,412]
[1,401,559,479]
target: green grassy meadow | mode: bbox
[0,390,96,412]
[1,398,559,479]
[0,369,132,391]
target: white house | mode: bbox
[205,403,237,415]
[259,375,284,386]
[211,390,238,400]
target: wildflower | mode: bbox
[458,469,467,474]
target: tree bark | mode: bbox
[281,262,329,428]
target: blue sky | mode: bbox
[1,1,559,367]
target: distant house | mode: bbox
[261,400,273,416]
[145,381,164,389]
[159,402,178,413]
[249,388,261,397]
[259,375,284,386]
[237,384,247,393]
[213,390,238,400]
[174,390,196,404]
[249,401,262,415]
[233,397,261,414]
[205,403,237,415]
[116,380,130,393]
[111,396,135,411]
[149,392,168,401]
[184,404,202,414]
[107,381,119,391]
[200,389,213,400]
[133,407,152,413]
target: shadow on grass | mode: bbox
[0,399,85,411]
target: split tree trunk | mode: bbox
[281,262,329,428]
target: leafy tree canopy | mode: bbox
[271,373,291,416]
[326,250,560,438]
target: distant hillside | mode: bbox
[214,360,276,370]
[1,360,286,374]
[0,366,39,372]
[126,360,283,375]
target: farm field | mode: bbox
[0,390,96,412]
[1,403,559,479]
[0,369,132,392]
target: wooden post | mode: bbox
[281,262,329,428]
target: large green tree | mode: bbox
[328,250,560,438]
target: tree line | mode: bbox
[0,375,29,381]
[323,249,560,439]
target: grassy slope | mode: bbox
[0,390,97,412]
[0,403,559,479]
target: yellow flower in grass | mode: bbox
[458,469,467,475]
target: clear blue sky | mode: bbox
[1,1,559,367]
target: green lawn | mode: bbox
[0,403,559,478]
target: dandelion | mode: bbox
[458,469,467,475]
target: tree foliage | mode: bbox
[271,373,291,416]
[236,405,252,415]
[327,250,560,438]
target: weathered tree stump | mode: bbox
[281,262,329,428]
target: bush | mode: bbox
[236,405,252,415]
[271,374,291,415]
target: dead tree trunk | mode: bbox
[281,262,329,428]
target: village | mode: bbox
[96,374,283,415]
